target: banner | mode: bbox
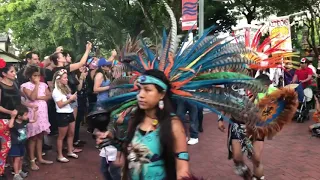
[182,0,198,31]
[269,16,292,53]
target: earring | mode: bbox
[159,100,164,110]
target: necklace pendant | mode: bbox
[152,119,158,126]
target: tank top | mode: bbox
[0,82,21,119]
[129,127,165,180]
[97,79,110,102]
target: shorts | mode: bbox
[56,113,75,127]
[70,100,78,109]
[9,144,25,157]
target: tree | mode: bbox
[226,0,276,24]
[204,0,236,33]
[268,0,320,59]
[0,0,238,57]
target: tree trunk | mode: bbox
[308,5,319,59]
[246,11,254,24]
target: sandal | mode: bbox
[39,160,54,165]
[30,159,39,171]
[67,153,78,159]
[56,157,69,163]
[73,148,83,153]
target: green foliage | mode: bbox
[0,0,237,58]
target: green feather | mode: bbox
[111,100,137,117]
[193,72,253,81]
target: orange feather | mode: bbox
[171,89,193,97]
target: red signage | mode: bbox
[182,0,198,31]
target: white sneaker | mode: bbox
[13,174,23,180]
[187,138,199,145]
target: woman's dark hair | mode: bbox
[24,65,40,79]
[122,69,176,179]
[50,52,61,65]
[62,51,69,58]
[94,67,113,81]
[0,63,14,78]
[256,74,271,86]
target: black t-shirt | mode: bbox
[10,120,28,145]
[0,82,21,119]
[44,69,54,84]
[52,65,79,94]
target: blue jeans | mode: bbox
[100,157,121,180]
[198,106,203,129]
[176,100,199,138]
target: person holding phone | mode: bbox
[52,69,82,163]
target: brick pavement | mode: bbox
[18,113,320,180]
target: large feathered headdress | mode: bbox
[100,0,298,139]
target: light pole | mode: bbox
[199,0,229,37]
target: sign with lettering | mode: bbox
[269,16,292,53]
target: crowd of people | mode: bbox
[0,41,129,180]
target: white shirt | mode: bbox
[308,64,317,76]
[52,88,73,113]
[99,145,117,161]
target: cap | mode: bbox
[300,58,308,63]
[98,58,112,67]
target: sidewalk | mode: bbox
[21,113,320,180]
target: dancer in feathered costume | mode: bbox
[217,29,298,180]
[93,1,298,179]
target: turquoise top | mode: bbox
[129,127,166,180]
[97,79,110,102]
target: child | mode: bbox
[9,105,37,180]
[20,65,53,171]
[95,108,133,180]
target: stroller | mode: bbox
[291,83,313,123]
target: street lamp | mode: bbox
[199,0,229,37]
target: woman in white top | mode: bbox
[52,69,82,163]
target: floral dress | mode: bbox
[21,82,51,137]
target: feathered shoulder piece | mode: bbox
[99,0,298,138]
[243,27,298,70]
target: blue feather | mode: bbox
[175,24,197,57]
[162,28,167,49]
[110,84,134,89]
[172,95,234,124]
[181,79,254,89]
[140,38,155,62]
[101,92,137,107]
[171,25,217,73]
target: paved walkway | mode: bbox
[19,113,320,180]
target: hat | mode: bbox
[98,58,112,67]
[300,58,309,63]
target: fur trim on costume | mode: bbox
[248,87,298,139]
